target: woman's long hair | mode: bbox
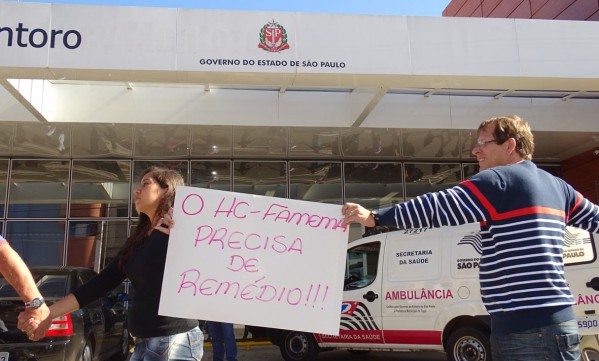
[118,166,184,269]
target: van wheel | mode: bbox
[279,331,319,361]
[447,327,491,361]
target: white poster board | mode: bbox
[159,186,348,335]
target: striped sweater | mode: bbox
[377,161,599,333]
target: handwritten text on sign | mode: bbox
[159,186,348,335]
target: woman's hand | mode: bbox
[17,303,50,341]
[155,207,175,235]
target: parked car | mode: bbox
[0,267,130,361]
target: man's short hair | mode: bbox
[478,115,535,160]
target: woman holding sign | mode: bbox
[20,166,203,361]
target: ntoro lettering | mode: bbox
[0,22,82,49]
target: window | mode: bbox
[290,161,341,204]
[190,161,231,191]
[8,160,70,218]
[233,127,287,157]
[71,160,131,218]
[344,162,402,208]
[191,125,232,157]
[402,129,461,159]
[233,161,286,198]
[345,242,380,290]
[134,125,189,158]
[340,128,399,158]
[5,221,66,266]
[289,127,339,157]
[13,123,70,158]
[404,163,461,200]
[72,123,133,157]
[37,275,69,298]
[68,220,129,270]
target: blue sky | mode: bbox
[7,0,451,16]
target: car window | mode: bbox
[344,242,380,290]
[78,270,97,287]
[0,278,18,297]
[36,275,69,298]
[0,274,68,298]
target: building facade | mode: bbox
[1,2,598,271]
[443,0,599,20]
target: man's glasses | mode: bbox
[473,139,498,149]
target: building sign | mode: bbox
[0,22,82,49]
[258,20,290,52]
[0,2,406,73]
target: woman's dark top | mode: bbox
[72,229,198,338]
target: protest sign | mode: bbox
[159,186,348,335]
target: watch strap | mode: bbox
[370,209,380,226]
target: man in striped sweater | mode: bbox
[343,115,599,361]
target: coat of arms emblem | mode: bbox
[258,20,290,52]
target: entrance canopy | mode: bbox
[1,2,598,160]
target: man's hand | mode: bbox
[342,203,375,227]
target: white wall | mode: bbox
[1,2,599,131]
[43,83,599,133]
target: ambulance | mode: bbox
[266,223,599,361]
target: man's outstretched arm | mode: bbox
[0,240,50,336]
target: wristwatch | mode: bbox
[370,209,380,226]
[24,297,45,309]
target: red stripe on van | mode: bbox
[383,330,442,345]
[316,330,384,344]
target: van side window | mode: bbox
[345,242,380,290]
[563,227,597,266]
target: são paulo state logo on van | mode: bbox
[258,20,290,52]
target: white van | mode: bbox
[267,223,599,361]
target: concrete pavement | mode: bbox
[202,342,448,361]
